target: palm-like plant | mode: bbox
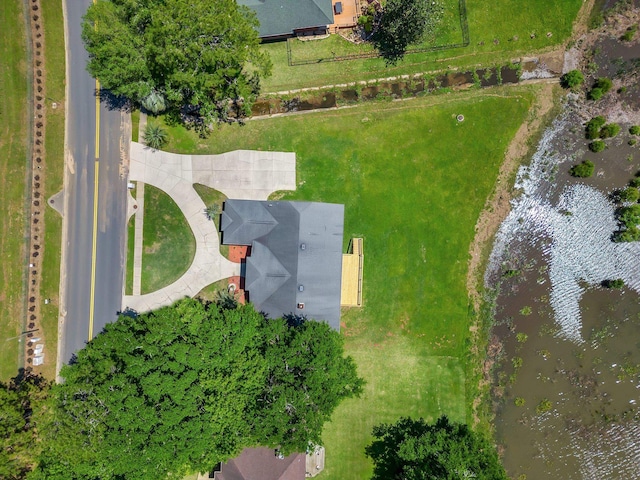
[143,123,168,150]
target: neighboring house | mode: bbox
[212,448,305,480]
[237,0,335,39]
[220,200,344,331]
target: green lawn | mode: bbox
[0,0,29,381]
[141,185,196,294]
[40,0,66,380]
[260,0,583,91]
[161,87,535,477]
[193,183,229,259]
[287,0,463,65]
[125,213,135,296]
[131,109,140,142]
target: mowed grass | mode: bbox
[287,0,462,64]
[162,87,536,477]
[141,185,196,294]
[40,0,65,380]
[193,183,229,258]
[260,0,583,91]
[0,0,29,381]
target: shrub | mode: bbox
[629,139,638,146]
[560,70,584,89]
[603,278,625,289]
[589,140,606,153]
[588,78,613,100]
[618,204,640,227]
[621,25,637,42]
[588,88,604,101]
[599,123,620,138]
[615,226,640,242]
[585,116,606,139]
[516,332,528,343]
[620,187,639,202]
[570,160,595,177]
[594,77,613,93]
[630,125,640,135]
[536,399,552,414]
[143,123,168,150]
[514,397,526,407]
[630,177,640,188]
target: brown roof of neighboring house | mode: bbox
[214,447,305,480]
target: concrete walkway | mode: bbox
[122,142,296,313]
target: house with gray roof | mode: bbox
[220,200,344,331]
[237,0,334,39]
[212,447,305,480]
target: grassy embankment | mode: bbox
[0,0,29,381]
[261,0,583,91]
[161,87,536,478]
[39,0,66,381]
[140,185,196,294]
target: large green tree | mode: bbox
[0,374,49,480]
[32,299,362,479]
[365,416,507,480]
[370,0,441,64]
[82,0,271,124]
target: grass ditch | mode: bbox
[141,185,196,294]
[260,0,582,92]
[0,0,29,381]
[160,87,535,477]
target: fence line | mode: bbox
[287,0,469,66]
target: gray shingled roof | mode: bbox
[221,200,344,330]
[237,0,334,38]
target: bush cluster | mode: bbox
[599,123,620,138]
[603,278,625,289]
[588,77,613,100]
[615,204,640,242]
[621,25,638,42]
[560,69,584,89]
[620,186,640,203]
[570,160,595,177]
[585,116,606,139]
[589,140,606,153]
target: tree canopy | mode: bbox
[370,0,442,64]
[365,416,508,480]
[0,374,49,480]
[82,0,271,124]
[32,299,362,479]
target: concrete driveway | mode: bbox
[122,141,296,313]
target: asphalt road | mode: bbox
[60,0,128,366]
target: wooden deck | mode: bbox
[305,446,325,477]
[329,0,361,31]
[340,238,363,307]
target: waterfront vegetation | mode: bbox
[160,86,536,477]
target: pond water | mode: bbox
[486,92,640,477]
